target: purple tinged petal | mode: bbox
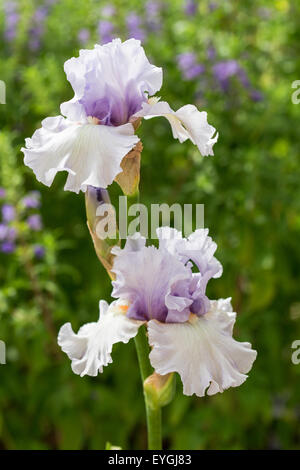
[112,229,222,323]
[62,39,162,126]
[0,188,6,198]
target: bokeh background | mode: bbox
[0,0,300,450]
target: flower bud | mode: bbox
[143,372,176,409]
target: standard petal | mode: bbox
[62,38,162,125]
[148,298,257,397]
[135,100,218,156]
[112,244,193,323]
[58,300,142,377]
[22,117,139,193]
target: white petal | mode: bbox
[22,117,139,193]
[175,105,218,156]
[58,300,142,377]
[135,100,218,156]
[148,298,257,397]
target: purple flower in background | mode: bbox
[3,1,20,42]
[2,204,15,223]
[0,224,16,242]
[27,214,42,231]
[0,188,5,198]
[1,241,15,254]
[34,244,45,259]
[207,45,216,61]
[22,191,41,209]
[34,6,48,22]
[0,224,8,241]
[213,60,240,91]
[98,20,114,44]
[250,89,263,102]
[126,12,146,42]
[177,53,205,80]
[213,60,262,98]
[184,0,197,16]
[78,28,90,45]
[209,2,218,11]
[145,1,162,31]
[28,6,49,51]
[6,226,17,241]
[101,5,116,18]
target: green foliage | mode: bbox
[0,0,299,450]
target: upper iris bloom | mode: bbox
[22,39,218,193]
[58,228,256,397]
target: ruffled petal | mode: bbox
[22,117,139,193]
[58,300,142,377]
[157,227,222,284]
[148,298,257,397]
[135,100,218,156]
[175,105,218,156]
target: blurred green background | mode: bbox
[0,0,299,450]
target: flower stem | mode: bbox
[134,326,162,450]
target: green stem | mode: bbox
[134,326,162,450]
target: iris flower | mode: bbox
[58,228,256,397]
[22,38,218,193]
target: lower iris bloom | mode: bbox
[22,38,218,193]
[58,228,256,397]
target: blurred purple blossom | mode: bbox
[1,241,15,254]
[213,60,240,91]
[28,6,49,51]
[207,45,216,61]
[98,20,114,44]
[209,2,218,11]
[184,0,197,16]
[27,214,42,231]
[34,244,45,259]
[145,1,162,31]
[126,12,146,42]
[78,28,90,45]
[250,89,263,102]
[3,1,20,42]
[2,204,15,223]
[177,52,205,80]
[213,60,261,98]
[6,226,17,241]
[0,188,5,198]
[101,5,116,18]
[22,191,41,209]
[0,224,8,241]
